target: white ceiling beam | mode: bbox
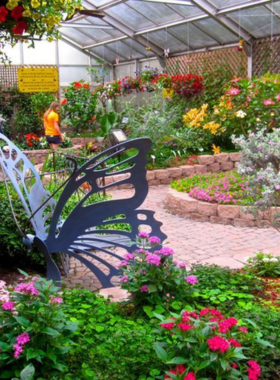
[217,0,271,14]
[142,0,193,5]
[97,0,128,10]
[191,0,254,42]
[60,22,114,29]
[84,36,127,49]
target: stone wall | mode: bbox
[165,188,273,228]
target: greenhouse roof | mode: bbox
[59,0,280,65]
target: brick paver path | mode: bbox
[63,185,280,293]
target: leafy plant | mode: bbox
[0,273,78,379]
[119,233,197,311]
[155,308,262,380]
[245,253,280,278]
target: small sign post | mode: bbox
[18,68,59,93]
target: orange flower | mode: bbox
[60,98,67,105]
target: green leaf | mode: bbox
[148,285,157,293]
[52,362,68,372]
[26,348,39,361]
[14,316,31,327]
[95,326,105,332]
[220,359,229,371]
[256,338,275,348]
[20,364,35,380]
[154,343,168,360]
[198,360,211,370]
[17,269,29,278]
[170,301,181,310]
[41,327,60,337]
[143,306,154,318]
[167,357,188,365]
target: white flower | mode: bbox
[262,258,271,262]
[235,110,247,118]
[269,258,278,262]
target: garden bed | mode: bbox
[165,188,273,228]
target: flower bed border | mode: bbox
[164,188,273,228]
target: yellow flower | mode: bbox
[212,144,220,154]
[6,1,18,11]
[162,88,174,99]
[31,0,40,8]
[22,9,31,17]
[256,118,261,122]
[271,112,275,117]
[203,122,221,135]
[214,108,220,115]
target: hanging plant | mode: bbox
[0,0,82,63]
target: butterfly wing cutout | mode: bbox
[0,133,56,240]
[43,137,167,288]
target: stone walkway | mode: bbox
[63,185,280,293]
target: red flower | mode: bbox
[11,5,23,21]
[238,326,248,334]
[60,98,67,105]
[27,141,33,147]
[247,361,261,380]
[228,338,242,347]
[74,82,82,88]
[12,21,28,35]
[160,322,175,330]
[207,335,230,353]
[83,83,90,89]
[0,6,8,22]
[177,323,195,331]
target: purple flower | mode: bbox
[145,254,161,266]
[14,282,39,296]
[157,247,174,256]
[50,296,63,304]
[138,232,150,238]
[13,344,23,358]
[141,285,149,292]
[120,276,129,283]
[185,275,198,285]
[116,260,129,269]
[16,332,30,346]
[2,301,15,310]
[124,253,135,261]
[149,236,161,245]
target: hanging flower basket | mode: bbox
[0,0,82,62]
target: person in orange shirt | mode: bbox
[43,102,64,150]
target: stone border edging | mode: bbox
[164,188,273,228]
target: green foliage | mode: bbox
[97,110,119,139]
[62,289,163,379]
[190,264,264,312]
[0,275,78,379]
[245,253,280,278]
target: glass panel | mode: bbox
[85,0,113,6]
[77,28,118,41]
[60,67,90,86]
[106,3,155,30]
[90,46,119,63]
[107,41,146,60]
[147,30,189,52]
[59,40,89,65]
[60,28,95,46]
[1,43,21,64]
[168,23,217,49]
[127,1,182,24]
[125,38,154,57]
[194,18,237,44]
[209,0,254,8]
[228,6,279,38]
[168,4,206,17]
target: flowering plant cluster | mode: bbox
[155,308,261,380]
[171,170,255,205]
[0,0,82,62]
[246,252,280,278]
[172,74,204,99]
[135,66,159,82]
[233,128,280,215]
[0,272,77,378]
[119,76,145,94]
[60,80,100,135]
[118,233,198,308]
[182,75,280,140]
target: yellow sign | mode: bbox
[18,68,59,93]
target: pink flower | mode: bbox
[263,99,275,106]
[238,326,248,334]
[218,318,238,333]
[231,77,242,82]
[0,281,6,289]
[227,88,241,95]
[120,276,129,283]
[16,332,30,346]
[146,254,161,266]
[13,344,23,358]
[124,253,135,261]
[182,311,199,321]
[148,236,161,244]
[185,275,198,285]
[247,361,261,380]
[231,363,238,369]
[164,365,196,380]
[156,247,174,256]
[160,322,175,330]
[138,232,149,238]
[14,282,39,296]
[228,338,241,347]
[177,323,195,331]
[50,296,63,304]
[141,285,149,292]
[2,301,15,310]
[276,94,280,101]
[208,335,230,353]
[116,260,129,269]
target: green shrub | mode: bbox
[245,253,280,278]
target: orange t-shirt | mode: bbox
[44,111,59,136]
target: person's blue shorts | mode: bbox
[46,135,61,145]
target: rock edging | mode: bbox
[164,188,273,228]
